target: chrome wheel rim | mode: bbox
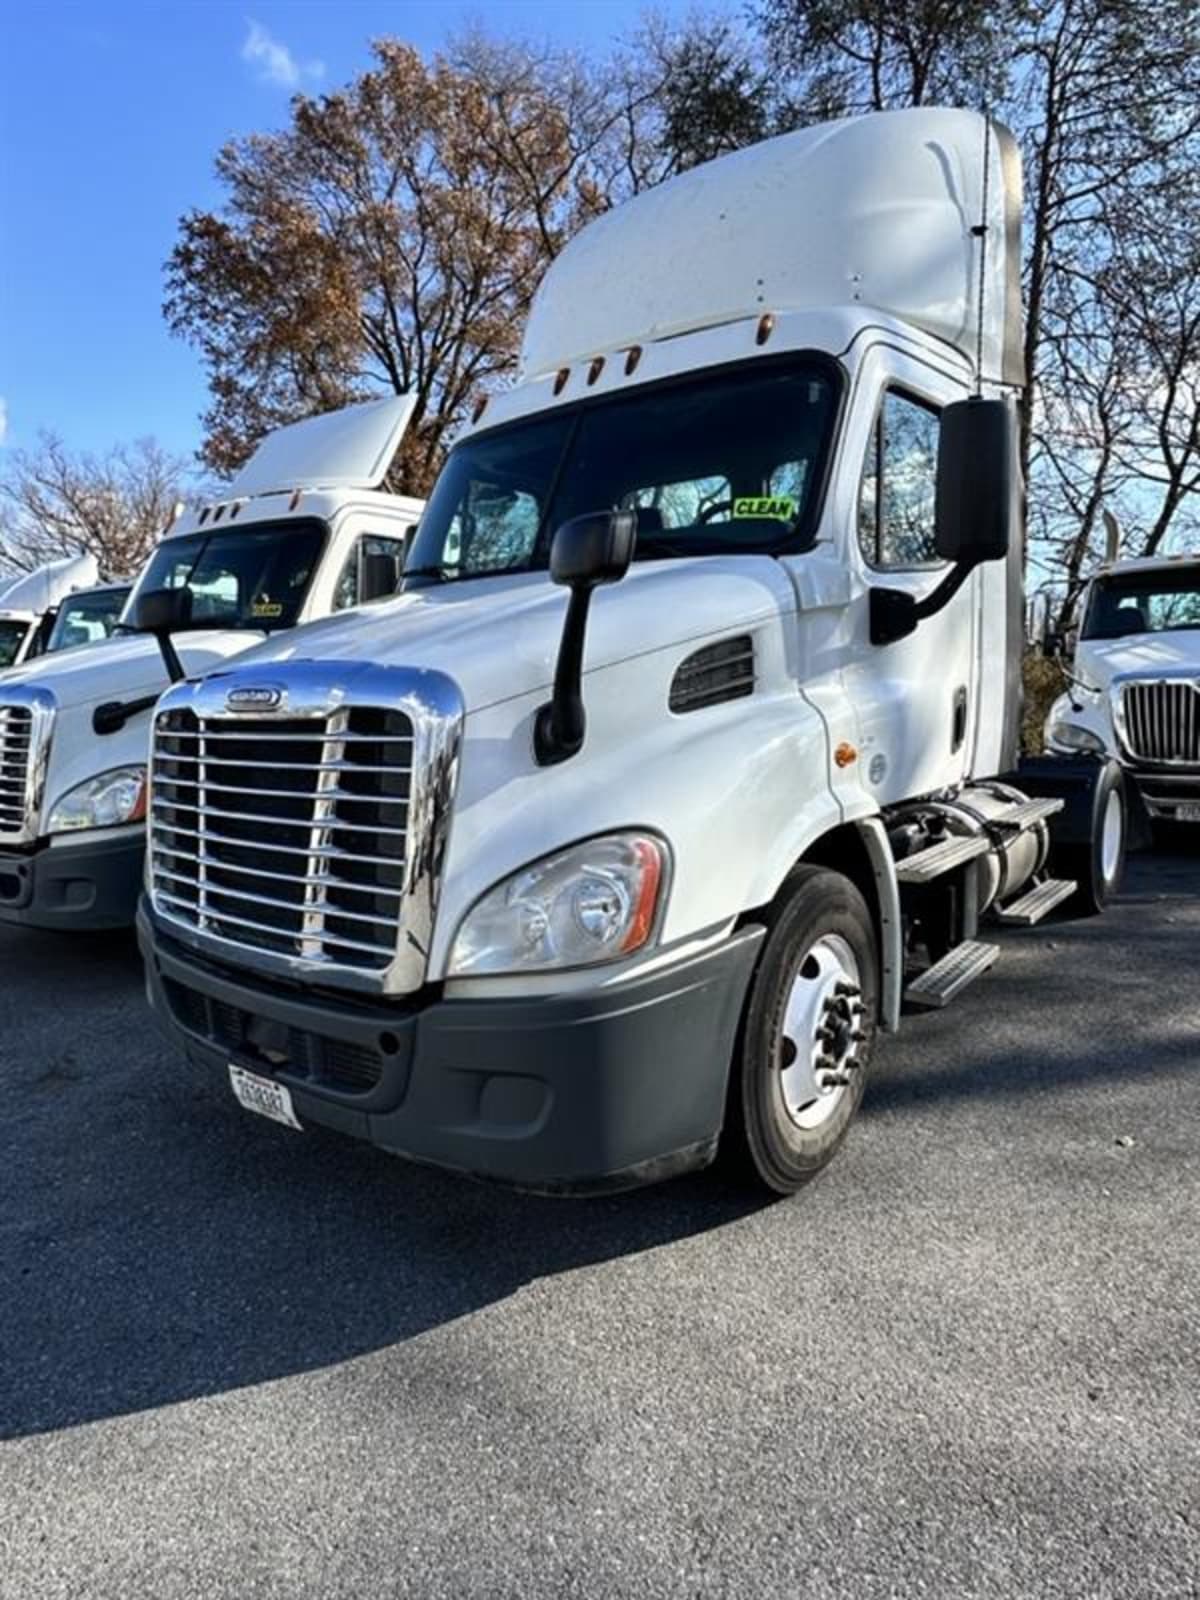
[1101,789,1123,884]
[778,934,864,1131]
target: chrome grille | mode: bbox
[1120,681,1200,764]
[0,706,34,837]
[150,707,413,970]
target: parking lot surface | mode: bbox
[1,843,1198,1599]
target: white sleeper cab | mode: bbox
[138,109,1127,1196]
[1044,554,1200,828]
[0,398,422,930]
[0,554,108,672]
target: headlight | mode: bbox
[1048,721,1105,754]
[48,766,148,833]
[448,832,669,976]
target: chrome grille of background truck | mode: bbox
[0,706,34,836]
[0,690,55,846]
[151,708,414,969]
[1120,680,1200,765]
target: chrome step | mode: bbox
[990,797,1064,830]
[993,877,1077,927]
[894,834,990,884]
[904,939,999,1009]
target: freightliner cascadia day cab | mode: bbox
[0,398,423,931]
[1044,554,1200,828]
[0,555,102,671]
[138,109,1128,1196]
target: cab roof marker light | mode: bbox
[587,356,605,387]
[624,345,642,376]
[554,367,570,396]
[197,507,210,525]
[472,395,489,423]
[756,312,775,346]
[289,488,302,510]
[212,504,225,522]
[229,500,242,519]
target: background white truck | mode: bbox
[0,397,422,930]
[1044,554,1200,828]
[0,555,119,669]
[138,108,1127,1196]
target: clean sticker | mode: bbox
[732,496,796,521]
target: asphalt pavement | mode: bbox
[1,842,1197,1599]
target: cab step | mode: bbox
[993,877,1077,927]
[904,939,999,1009]
[989,796,1064,831]
[894,834,990,884]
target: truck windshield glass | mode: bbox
[0,620,31,667]
[132,521,325,632]
[46,587,132,653]
[407,360,838,581]
[1083,568,1200,639]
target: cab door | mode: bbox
[840,352,981,805]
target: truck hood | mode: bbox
[222,558,795,712]
[1077,630,1200,689]
[0,629,267,709]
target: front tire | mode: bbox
[1056,763,1126,915]
[728,866,878,1195]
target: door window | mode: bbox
[333,534,408,611]
[858,391,941,569]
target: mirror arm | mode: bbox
[534,586,593,766]
[870,561,976,646]
[93,693,160,737]
[152,632,185,685]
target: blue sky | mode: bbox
[0,0,678,469]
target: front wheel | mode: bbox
[727,865,878,1195]
[1056,762,1127,915]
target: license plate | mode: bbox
[228,1064,302,1130]
[1176,805,1200,822]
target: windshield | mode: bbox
[46,587,133,654]
[1082,568,1200,640]
[132,520,325,632]
[406,358,840,582]
[0,619,31,668]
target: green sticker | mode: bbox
[251,600,284,619]
[732,495,795,521]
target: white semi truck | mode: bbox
[0,398,422,930]
[1044,554,1200,827]
[137,109,1128,1196]
[0,555,104,670]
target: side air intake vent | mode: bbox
[669,635,755,714]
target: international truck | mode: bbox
[0,555,104,670]
[1043,552,1200,828]
[137,108,1128,1197]
[0,397,422,930]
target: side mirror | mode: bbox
[131,586,190,682]
[359,551,402,604]
[535,510,637,765]
[934,397,1015,565]
[549,509,637,588]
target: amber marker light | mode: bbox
[619,837,666,955]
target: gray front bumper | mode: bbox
[0,829,145,931]
[138,899,765,1195]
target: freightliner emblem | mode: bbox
[225,684,285,713]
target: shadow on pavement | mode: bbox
[1,848,1195,1439]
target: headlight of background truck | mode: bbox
[47,766,148,833]
[1048,721,1105,754]
[448,832,669,976]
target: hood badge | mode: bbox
[225,684,285,713]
